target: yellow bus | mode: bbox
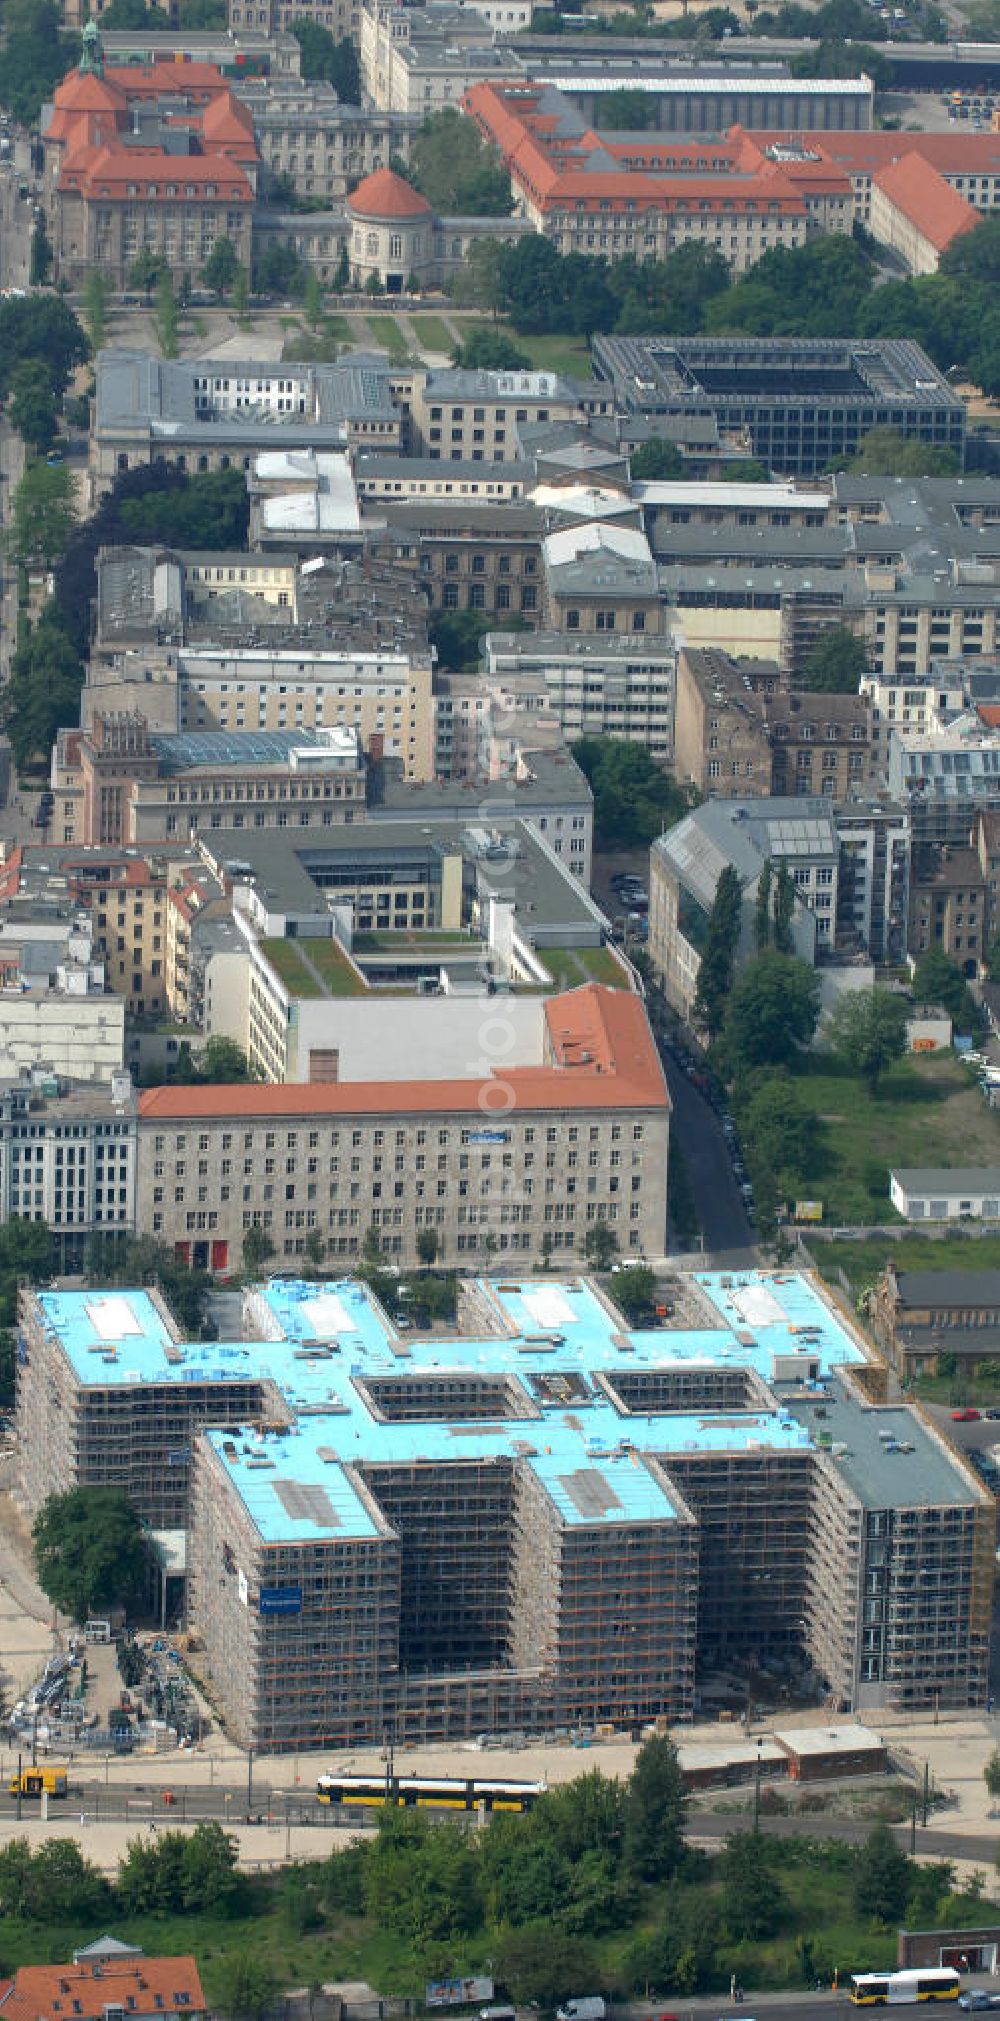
[850,1974,961,2005]
[316,1773,545,1813]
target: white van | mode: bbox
[480,2006,516,2020]
[557,2002,606,2021]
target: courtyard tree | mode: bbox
[826,987,908,1092]
[985,1747,1000,1807]
[8,359,58,453]
[693,863,742,1039]
[623,1733,687,1881]
[242,1222,275,1275]
[584,1219,619,1271]
[722,952,820,1073]
[203,236,240,300]
[798,624,870,694]
[33,1486,147,1621]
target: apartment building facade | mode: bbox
[135,984,669,1272]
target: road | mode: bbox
[658,1048,756,1264]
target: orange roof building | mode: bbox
[42,31,255,289]
[465,84,998,274]
[133,981,670,1272]
[0,1957,206,2021]
[870,150,979,273]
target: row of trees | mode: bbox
[2,459,250,772]
[451,219,1000,401]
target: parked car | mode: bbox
[951,1408,982,1421]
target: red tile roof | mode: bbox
[0,1958,205,2021]
[46,57,256,196]
[347,167,432,219]
[872,150,978,252]
[464,82,809,216]
[139,984,668,1119]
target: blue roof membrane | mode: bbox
[35,1269,866,1543]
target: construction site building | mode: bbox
[16,1270,992,1748]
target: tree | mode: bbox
[7,461,75,569]
[416,1226,439,1268]
[203,237,240,301]
[429,608,493,671]
[363,1808,482,1942]
[772,859,795,955]
[754,859,772,953]
[242,1223,275,1275]
[29,218,52,288]
[853,1823,912,1925]
[827,988,909,1092]
[572,737,690,851]
[630,436,686,479]
[155,270,178,359]
[721,1830,787,1940]
[0,294,87,401]
[199,1036,255,1083]
[0,608,83,770]
[0,3,80,126]
[723,952,820,1072]
[181,1821,240,1914]
[611,1265,656,1323]
[33,1486,147,1621]
[722,457,771,481]
[406,106,512,216]
[798,625,869,694]
[232,266,249,321]
[214,1955,280,2021]
[82,269,109,353]
[624,1734,687,1882]
[913,946,978,1029]
[128,251,170,300]
[451,327,529,371]
[8,360,57,453]
[984,1747,1000,1806]
[847,426,959,478]
[302,269,323,330]
[594,86,658,128]
[693,863,743,1040]
[447,237,508,316]
[253,240,306,299]
[0,1838,109,1921]
[741,1073,818,1189]
[291,20,360,100]
[584,1220,619,1271]
[494,1927,599,2009]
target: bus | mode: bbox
[850,1974,962,2005]
[316,1773,545,1813]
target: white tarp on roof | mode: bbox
[731,1284,786,1330]
[522,1287,579,1329]
[86,1296,144,1340]
[543,521,652,570]
[302,1292,353,1337]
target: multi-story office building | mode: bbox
[0,845,210,1024]
[478,630,677,760]
[649,796,836,1016]
[135,982,668,1271]
[86,545,437,780]
[50,716,366,849]
[673,646,872,801]
[242,78,419,207]
[42,34,256,290]
[593,336,966,479]
[16,1269,991,1748]
[0,1077,136,1270]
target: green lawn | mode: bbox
[305,937,368,996]
[319,313,352,344]
[542,945,631,990]
[260,938,325,999]
[811,1229,1000,1298]
[500,328,593,379]
[784,1050,1000,1227]
[365,314,410,361]
[410,313,454,354]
